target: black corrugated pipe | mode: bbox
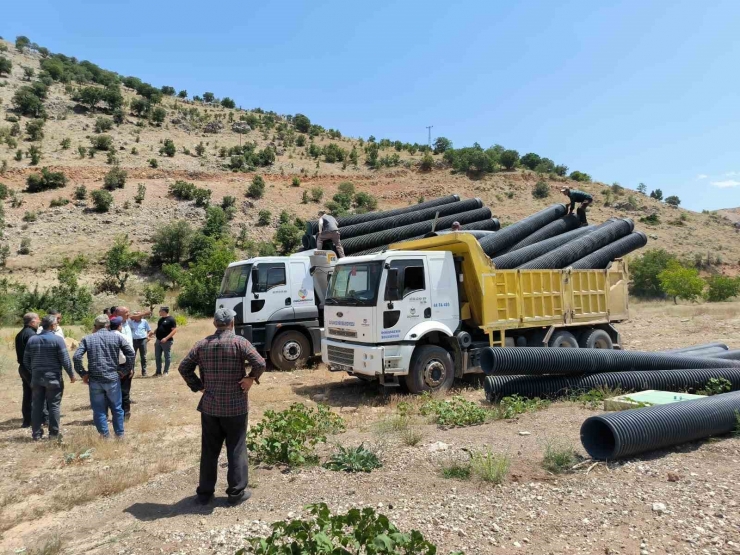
[502,214,582,253]
[483,368,740,402]
[491,226,597,269]
[666,342,729,354]
[335,199,483,240]
[674,347,730,357]
[570,232,648,270]
[708,350,740,360]
[341,207,492,255]
[518,218,634,270]
[350,218,501,256]
[581,391,740,460]
[478,204,568,256]
[306,194,460,235]
[479,347,740,376]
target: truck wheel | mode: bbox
[405,345,455,394]
[269,331,310,371]
[548,330,579,348]
[579,328,613,349]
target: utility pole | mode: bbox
[426,125,433,148]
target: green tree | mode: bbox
[650,189,663,201]
[532,181,550,199]
[354,191,378,211]
[629,248,676,298]
[637,183,647,194]
[105,235,145,292]
[706,275,740,302]
[161,85,176,96]
[26,168,67,192]
[193,187,212,207]
[177,242,234,315]
[152,220,194,263]
[151,106,166,125]
[658,262,704,304]
[103,166,127,190]
[275,222,303,254]
[141,283,166,313]
[178,90,188,99]
[102,86,124,111]
[203,92,215,103]
[78,86,103,111]
[553,164,568,176]
[420,152,434,171]
[15,36,31,51]
[94,117,113,133]
[195,142,206,156]
[0,57,11,76]
[665,195,681,206]
[90,134,113,151]
[202,206,228,238]
[258,210,272,226]
[221,97,236,109]
[293,113,311,133]
[337,182,355,197]
[433,137,452,154]
[248,175,265,199]
[91,189,113,212]
[160,139,176,157]
[569,171,592,183]
[130,97,151,117]
[520,152,542,170]
[499,149,520,170]
[12,86,45,117]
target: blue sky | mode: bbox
[4,0,739,210]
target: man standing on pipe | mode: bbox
[316,211,345,258]
[561,187,593,226]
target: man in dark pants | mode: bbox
[154,307,177,376]
[561,187,593,226]
[316,211,345,258]
[24,314,75,440]
[109,317,134,419]
[15,312,40,428]
[178,308,266,505]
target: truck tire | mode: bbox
[579,328,613,349]
[269,330,310,371]
[548,330,579,348]
[405,345,455,394]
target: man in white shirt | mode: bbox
[113,307,135,420]
[37,310,64,338]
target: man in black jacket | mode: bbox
[15,312,40,428]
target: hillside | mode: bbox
[0,37,738,295]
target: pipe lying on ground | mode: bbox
[336,199,484,240]
[478,204,567,256]
[708,350,740,360]
[570,232,648,270]
[351,218,501,256]
[491,226,596,269]
[518,218,634,270]
[676,347,731,357]
[483,368,740,401]
[305,194,460,235]
[666,343,729,354]
[341,207,492,255]
[503,214,582,253]
[580,391,740,460]
[479,347,740,376]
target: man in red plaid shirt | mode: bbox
[178,308,266,505]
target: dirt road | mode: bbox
[1,302,739,555]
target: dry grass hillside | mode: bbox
[0,37,738,292]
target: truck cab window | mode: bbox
[387,259,426,298]
[220,264,252,297]
[254,264,286,292]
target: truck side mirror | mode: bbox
[385,268,401,301]
[251,267,260,294]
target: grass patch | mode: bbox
[323,444,382,473]
[496,394,550,419]
[440,459,472,480]
[471,448,510,484]
[542,441,580,474]
[420,395,491,427]
[375,414,411,434]
[569,387,623,409]
[400,426,424,446]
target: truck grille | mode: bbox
[328,328,357,338]
[327,345,354,367]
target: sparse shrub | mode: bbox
[419,395,490,427]
[91,189,113,212]
[532,180,550,199]
[354,191,378,211]
[103,166,127,190]
[195,142,206,156]
[15,149,23,161]
[0,183,8,199]
[542,441,579,474]
[440,458,472,480]
[26,168,68,192]
[202,206,228,238]
[19,237,31,255]
[496,394,550,419]
[257,241,277,256]
[649,188,663,201]
[49,197,69,208]
[160,139,176,157]
[170,180,197,200]
[301,190,309,204]
[28,145,41,165]
[135,183,146,204]
[148,158,158,168]
[25,119,45,141]
[60,137,71,150]
[74,185,87,200]
[104,234,145,292]
[257,210,271,226]
[291,176,301,187]
[192,187,211,207]
[569,170,591,182]
[665,195,681,206]
[323,444,382,473]
[23,211,37,222]
[94,117,113,133]
[471,448,510,484]
[275,222,302,254]
[151,106,166,125]
[419,152,434,171]
[131,146,138,155]
[90,134,113,151]
[639,213,661,225]
[637,183,647,194]
[611,182,624,195]
[0,56,11,76]
[310,187,324,202]
[248,175,265,199]
[247,403,345,466]
[698,377,732,396]
[78,145,86,158]
[705,275,740,302]
[152,220,195,263]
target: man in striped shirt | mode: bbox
[178,308,266,505]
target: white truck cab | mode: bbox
[216,251,336,370]
[322,249,462,392]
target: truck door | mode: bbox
[290,260,318,320]
[249,262,293,324]
[381,258,429,342]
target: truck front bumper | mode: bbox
[322,338,414,378]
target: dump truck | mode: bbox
[216,251,337,370]
[321,233,630,393]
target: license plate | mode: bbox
[330,363,352,373]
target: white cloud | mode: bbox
[725,171,739,177]
[697,174,708,179]
[710,179,740,188]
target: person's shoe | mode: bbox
[195,493,213,506]
[124,413,131,421]
[154,372,162,377]
[21,422,31,429]
[163,371,169,376]
[141,371,148,377]
[130,400,137,404]
[227,490,252,505]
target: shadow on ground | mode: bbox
[124,496,218,521]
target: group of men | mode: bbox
[15,306,178,439]
[15,305,265,505]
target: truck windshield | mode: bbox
[326,262,382,306]
[219,264,252,298]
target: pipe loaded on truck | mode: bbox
[321,232,630,393]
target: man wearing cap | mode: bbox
[316,211,345,258]
[73,315,135,438]
[110,316,135,420]
[154,307,177,376]
[561,187,593,226]
[178,307,266,505]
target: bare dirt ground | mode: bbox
[1,303,740,555]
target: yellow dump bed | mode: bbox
[390,233,629,339]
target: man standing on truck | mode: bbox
[561,187,593,226]
[178,308,266,505]
[316,211,345,258]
